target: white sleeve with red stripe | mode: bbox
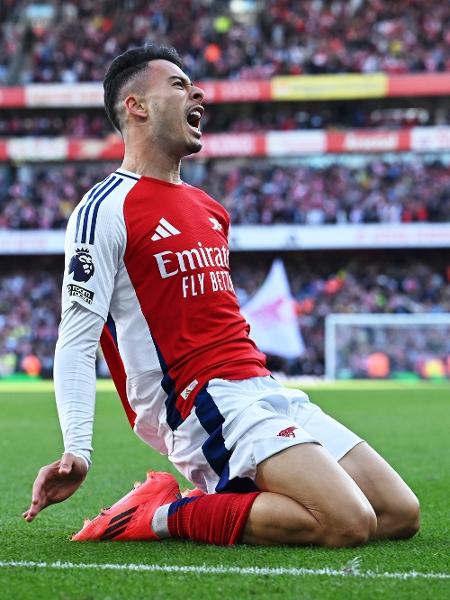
[54,303,104,469]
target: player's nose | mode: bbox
[190,84,205,104]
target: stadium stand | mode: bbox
[0,0,449,379]
[0,264,60,378]
[0,100,448,136]
[1,252,449,378]
[234,251,450,376]
[1,157,449,229]
[0,163,115,228]
[189,157,450,225]
[2,0,449,83]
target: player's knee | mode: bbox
[391,495,420,539]
[322,507,377,548]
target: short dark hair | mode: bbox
[103,44,184,132]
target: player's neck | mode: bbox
[121,146,182,184]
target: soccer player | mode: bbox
[24,45,420,547]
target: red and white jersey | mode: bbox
[62,168,268,452]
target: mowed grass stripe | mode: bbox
[2,387,449,599]
[0,561,449,580]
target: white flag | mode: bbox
[241,259,305,359]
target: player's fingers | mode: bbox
[24,461,62,522]
[23,499,42,522]
[23,509,34,522]
[24,511,37,522]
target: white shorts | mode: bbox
[168,376,363,494]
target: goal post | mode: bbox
[325,313,450,380]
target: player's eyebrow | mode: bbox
[168,75,193,87]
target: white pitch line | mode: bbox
[0,561,448,580]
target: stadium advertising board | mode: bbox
[410,127,450,151]
[2,127,450,161]
[228,224,450,251]
[2,225,450,254]
[271,74,387,101]
[0,231,65,254]
[0,73,449,108]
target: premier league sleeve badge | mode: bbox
[68,247,95,283]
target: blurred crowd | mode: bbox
[334,326,450,379]
[192,157,450,225]
[233,253,450,377]
[0,163,115,229]
[1,1,449,383]
[0,112,111,138]
[0,103,446,137]
[0,268,60,378]
[201,103,444,134]
[1,0,448,85]
[0,0,22,84]
[1,254,449,378]
[1,157,449,229]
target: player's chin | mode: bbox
[182,126,202,154]
[183,138,202,155]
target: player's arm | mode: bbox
[54,304,104,469]
[23,304,104,521]
[24,188,125,522]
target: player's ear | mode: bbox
[124,95,147,120]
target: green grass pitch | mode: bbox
[0,381,449,599]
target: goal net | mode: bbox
[324,313,450,380]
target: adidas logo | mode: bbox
[151,218,181,241]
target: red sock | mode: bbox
[162,492,259,545]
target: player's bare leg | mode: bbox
[242,443,377,547]
[339,442,420,540]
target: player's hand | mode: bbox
[23,453,88,522]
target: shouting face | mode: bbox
[123,59,205,158]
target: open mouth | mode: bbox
[186,106,204,133]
